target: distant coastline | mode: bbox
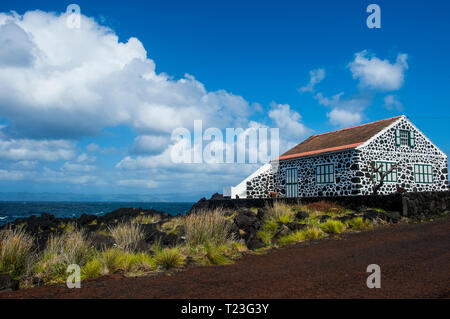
[0,201,195,226]
[0,192,208,202]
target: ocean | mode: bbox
[0,201,195,226]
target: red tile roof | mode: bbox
[275,116,402,161]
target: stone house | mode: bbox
[224,115,448,198]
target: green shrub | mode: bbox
[303,227,325,240]
[257,230,273,245]
[135,253,156,271]
[277,227,325,245]
[230,241,247,254]
[204,244,230,265]
[257,219,280,245]
[155,247,184,270]
[98,248,125,274]
[47,230,92,264]
[121,252,141,272]
[319,219,346,234]
[108,222,145,251]
[346,217,371,230]
[277,231,306,245]
[263,220,279,232]
[265,202,295,224]
[120,252,156,273]
[183,209,233,246]
[36,229,93,282]
[0,227,34,278]
[82,259,102,279]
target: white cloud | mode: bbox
[0,9,312,195]
[86,143,100,153]
[268,103,310,142]
[130,135,170,155]
[348,50,408,91]
[327,108,362,127]
[62,162,96,172]
[0,169,26,181]
[383,94,404,112]
[0,11,253,139]
[117,179,158,189]
[314,92,369,127]
[0,137,75,162]
[12,160,38,169]
[299,68,325,93]
[76,153,96,163]
[0,22,36,67]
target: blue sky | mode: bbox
[0,0,448,201]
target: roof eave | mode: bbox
[272,142,362,162]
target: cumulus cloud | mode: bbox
[117,179,158,189]
[0,169,26,181]
[0,137,75,161]
[62,162,96,172]
[0,22,37,67]
[0,9,311,194]
[326,109,362,127]
[268,103,310,142]
[86,143,100,153]
[348,50,408,91]
[0,10,253,140]
[299,68,325,93]
[130,135,170,155]
[383,94,404,112]
[314,92,370,127]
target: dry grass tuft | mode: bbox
[0,227,34,278]
[302,201,348,216]
[132,214,161,225]
[108,222,145,250]
[183,209,233,246]
[265,202,295,223]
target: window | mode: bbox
[286,168,298,198]
[376,161,397,182]
[316,164,334,184]
[400,130,409,146]
[395,129,416,147]
[414,164,433,184]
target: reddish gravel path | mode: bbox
[1,219,449,299]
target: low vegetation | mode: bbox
[0,200,389,289]
[265,202,296,224]
[155,247,184,270]
[346,217,372,230]
[319,219,346,234]
[108,222,145,251]
[183,209,233,246]
[277,227,325,245]
[0,227,34,278]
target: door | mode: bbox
[286,168,298,198]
